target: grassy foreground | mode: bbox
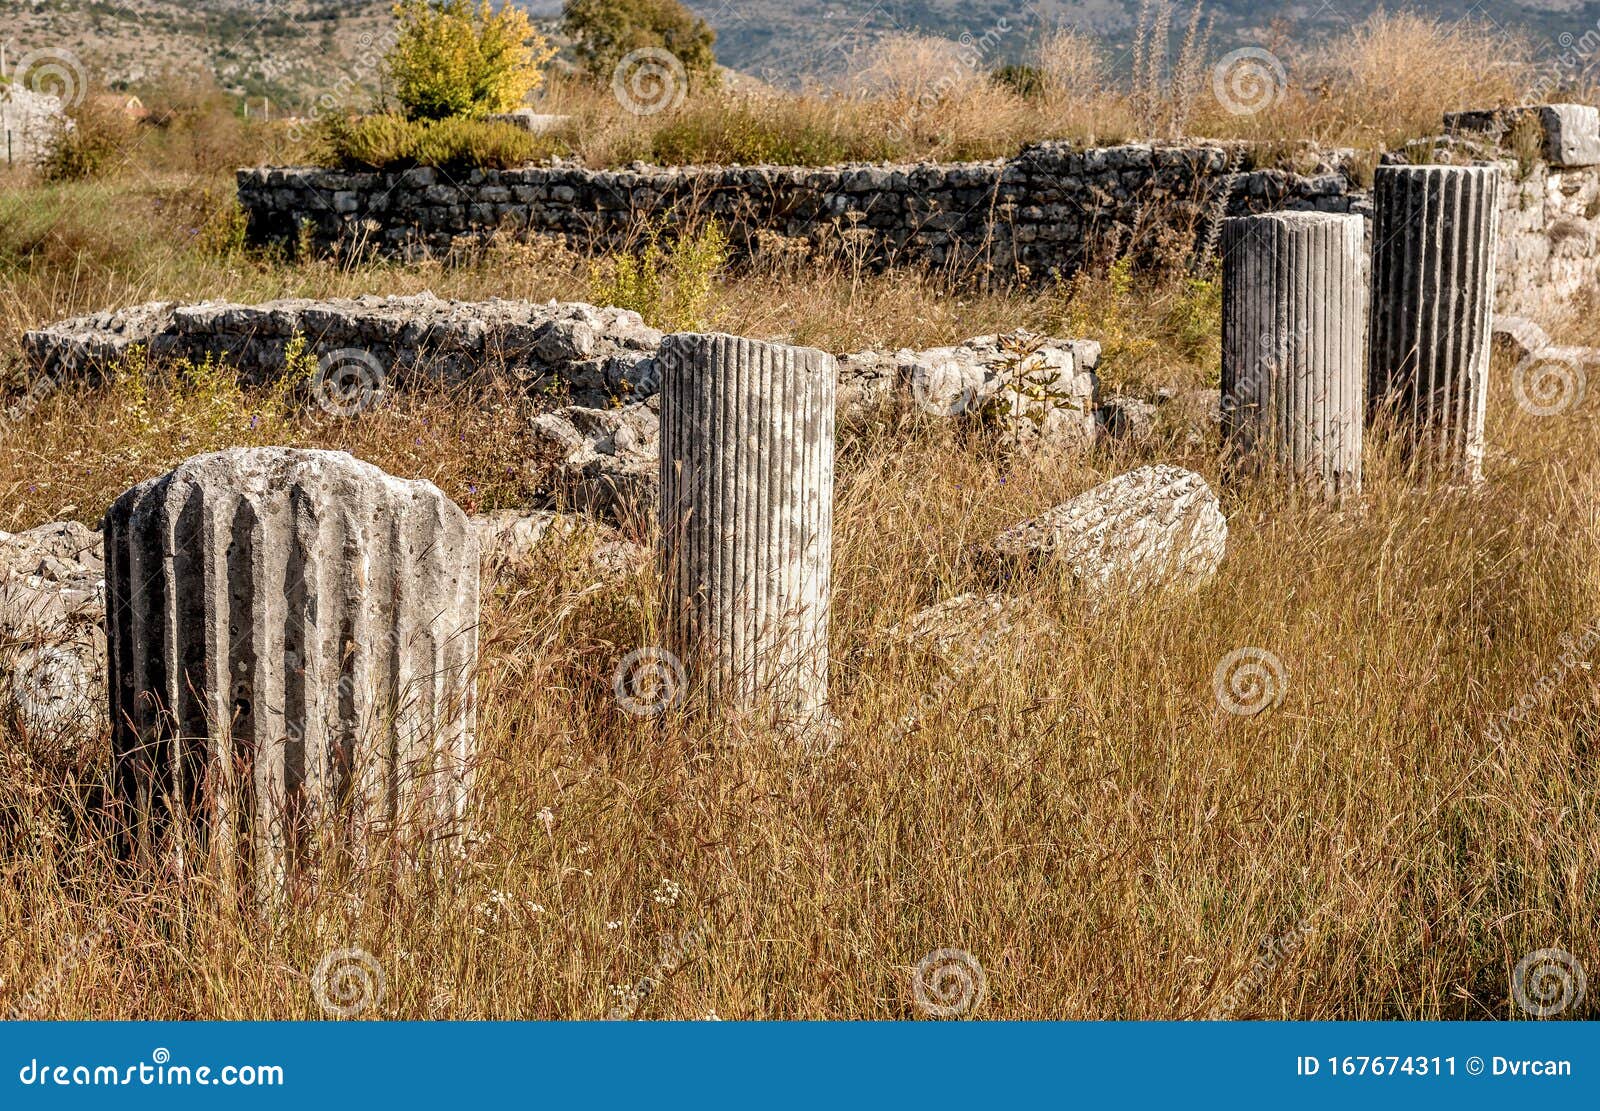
[1,153,1598,1021]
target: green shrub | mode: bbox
[39,100,137,183]
[990,64,1045,99]
[313,114,547,171]
[386,0,557,120]
[563,0,718,87]
[647,94,892,166]
[195,194,249,259]
[590,220,727,332]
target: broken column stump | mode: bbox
[1221,211,1366,495]
[656,333,835,732]
[104,447,479,886]
[1368,164,1501,480]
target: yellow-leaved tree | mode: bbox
[386,0,556,120]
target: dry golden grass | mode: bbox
[4,15,1600,1016]
[525,12,1563,167]
[2,156,1599,1020]
[3,352,1598,1019]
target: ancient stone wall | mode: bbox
[234,108,1600,323]
[0,84,66,166]
[236,142,1362,284]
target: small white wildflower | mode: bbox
[527,902,545,914]
[576,843,592,855]
[605,919,622,931]
[703,1010,721,1021]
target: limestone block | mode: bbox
[983,465,1227,592]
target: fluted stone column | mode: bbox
[657,333,835,730]
[104,448,479,886]
[1369,164,1501,480]
[1221,211,1366,495]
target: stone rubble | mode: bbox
[881,592,1055,663]
[0,521,107,781]
[472,508,648,582]
[529,396,661,526]
[982,464,1228,593]
[837,331,1101,449]
[23,294,665,404]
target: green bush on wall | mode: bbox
[313,114,552,171]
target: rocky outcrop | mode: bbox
[983,465,1227,593]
